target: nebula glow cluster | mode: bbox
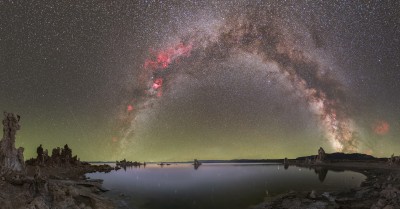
[1,1,400,161]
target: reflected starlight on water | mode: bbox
[87,163,365,209]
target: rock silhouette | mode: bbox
[26,144,81,167]
[193,159,201,170]
[315,147,326,163]
[388,154,400,166]
[0,111,25,175]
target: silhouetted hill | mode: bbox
[296,152,386,161]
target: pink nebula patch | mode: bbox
[373,120,390,135]
[152,78,163,90]
[144,42,193,70]
[127,105,134,112]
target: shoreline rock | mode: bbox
[0,112,26,175]
[0,164,115,209]
[251,164,400,209]
[0,112,115,208]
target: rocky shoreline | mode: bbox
[251,163,400,209]
[0,164,115,209]
[0,112,117,208]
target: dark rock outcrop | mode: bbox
[26,144,81,167]
[297,151,379,163]
[193,159,201,169]
[315,147,326,163]
[116,159,143,168]
[0,112,25,175]
[388,154,400,166]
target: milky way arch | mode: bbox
[114,9,359,158]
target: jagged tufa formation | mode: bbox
[0,112,25,175]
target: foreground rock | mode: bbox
[0,112,25,175]
[388,154,400,167]
[252,147,400,209]
[0,112,115,208]
[0,164,115,209]
[251,168,400,209]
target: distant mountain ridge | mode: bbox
[296,152,384,161]
[87,153,388,164]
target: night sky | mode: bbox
[1,1,400,161]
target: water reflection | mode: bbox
[314,167,328,182]
[87,163,365,209]
[282,165,334,182]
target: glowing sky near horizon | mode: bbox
[1,1,400,161]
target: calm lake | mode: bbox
[86,163,366,209]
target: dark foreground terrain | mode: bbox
[0,164,115,209]
[252,162,400,209]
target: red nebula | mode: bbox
[152,78,163,90]
[144,42,193,70]
[127,105,134,112]
[373,120,390,135]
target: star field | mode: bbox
[1,0,399,161]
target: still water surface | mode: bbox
[87,163,365,209]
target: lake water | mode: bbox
[86,163,366,209]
